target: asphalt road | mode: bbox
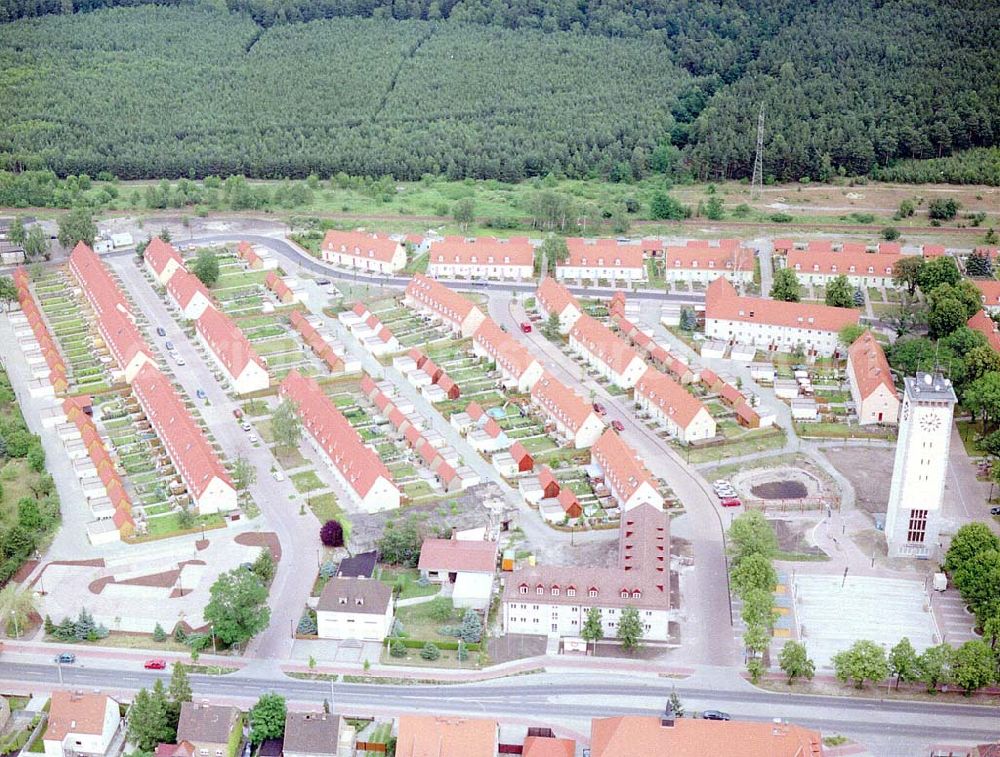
[4,663,997,745]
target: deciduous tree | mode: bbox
[581,606,603,653]
[203,568,270,648]
[250,694,286,743]
[728,511,778,566]
[192,249,220,287]
[950,639,996,694]
[769,268,801,302]
[825,275,855,308]
[616,606,642,651]
[832,640,889,689]
[889,637,919,688]
[778,640,815,684]
[271,398,302,450]
[57,207,97,248]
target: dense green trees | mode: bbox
[0,1,997,183]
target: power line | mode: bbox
[750,102,764,199]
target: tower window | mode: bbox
[907,509,928,543]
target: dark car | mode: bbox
[156,327,167,337]
[611,419,625,432]
[54,652,76,664]
[702,710,731,721]
[593,402,607,415]
[196,389,207,399]
[991,506,1000,515]
[316,279,331,286]
[165,340,174,351]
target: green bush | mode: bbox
[419,642,440,661]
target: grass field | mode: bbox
[378,568,440,600]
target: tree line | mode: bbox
[0,1,997,183]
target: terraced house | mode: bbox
[321,230,407,274]
[530,371,605,448]
[195,306,270,395]
[472,318,543,392]
[555,239,645,284]
[143,237,185,285]
[403,274,486,338]
[132,362,237,515]
[280,370,400,512]
[536,276,582,334]
[846,331,899,425]
[569,315,648,389]
[634,368,716,442]
[591,429,664,512]
[166,269,214,320]
[427,236,534,280]
[705,277,859,358]
[783,241,901,288]
[661,239,754,285]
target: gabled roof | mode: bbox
[322,230,401,263]
[569,315,643,375]
[280,370,395,500]
[405,274,481,324]
[396,717,497,757]
[663,244,752,272]
[167,269,213,310]
[265,272,294,301]
[523,736,575,757]
[145,238,184,277]
[968,310,1000,352]
[177,703,240,745]
[635,368,707,427]
[132,364,233,497]
[282,712,342,756]
[973,278,1000,307]
[418,537,498,573]
[46,692,115,742]
[466,401,485,421]
[847,330,895,400]
[531,371,599,433]
[706,278,860,332]
[561,239,643,269]
[536,276,580,316]
[69,242,131,316]
[431,236,533,267]
[592,429,657,503]
[317,577,392,615]
[474,319,538,379]
[509,440,531,463]
[196,306,266,378]
[787,246,897,277]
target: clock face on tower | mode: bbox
[919,412,941,433]
[902,402,910,423]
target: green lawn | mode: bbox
[378,567,440,600]
[141,512,225,538]
[306,493,351,540]
[395,598,464,642]
[793,421,896,440]
[687,429,787,465]
[291,470,325,493]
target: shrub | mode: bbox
[770,213,793,223]
[319,520,344,548]
[296,612,317,636]
[152,623,167,642]
[882,227,900,240]
[390,639,407,658]
[420,642,440,661]
[319,560,338,579]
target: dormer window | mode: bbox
[338,597,347,605]
[551,587,560,596]
[589,588,598,598]
[567,588,576,597]
[519,584,528,595]
[620,590,629,599]
[632,590,641,599]
[536,585,544,595]
[355,598,364,606]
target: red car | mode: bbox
[520,322,532,333]
[232,408,243,420]
[611,420,625,432]
[143,659,167,670]
[593,402,607,416]
[720,497,742,508]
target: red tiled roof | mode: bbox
[592,429,657,504]
[236,241,261,267]
[973,279,1000,308]
[405,274,480,326]
[536,277,580,317]
[561,239,643,270]
[145,238,184,277]
[430,236,533,267]
[663,244,752,272]
[847,330,895,400]
[968,310,1000,352]
[474,319,538,379]
[787,247,897,278]
[280,370,395,499]
[922,245,946,258]
[466,401,484,421]
[418,537,498,573]
[509,441,531,464]
[132,363,232,499]
[538,466,559,496]
[482,417,503,439]
[265,272,294,301]
[196,306,266,379]
[396,717,496,757]
[635,369,707,427]
[407,347,427,367]
[69,242,131,316]
[166,269,213,310]
[570,315,643,375]
[46,692,114,742]
[557,488,581,517]
[322,230,401,264]
[531,371,599,434]
[705,278,859,332]
[523,736,575,757]
[351,302,368,317]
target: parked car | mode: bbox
[702,710,731,721]
[54,653,76,664]
[520,322,532,333]
[316,279,331,286]
[143,659,167,670]
[196,389,206,399]
[165,340,174,351]
[233,408,243,419]
[174,355,185,366]
[991,506,1000,515]
[241,422,252,432]
[272,470,285,482]
[611,419,625,432]
[720,497,742,508]
[248,434,258,443]
[156,327,167,337]
[593,402,607,415]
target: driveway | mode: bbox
[108,256,319,660]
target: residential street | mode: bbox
[108,256,317,660]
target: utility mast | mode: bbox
[750,102,764,199]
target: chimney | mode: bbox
[660,706,674,728]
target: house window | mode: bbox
[567,588,575,597]
[620,590,628,599]
[536,586,544,595]
[551,587,560,596]
[907,509,928,543]
[519,585,527,594]
[632,590,641,599]
[589,588,598,597]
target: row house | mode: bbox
[403,274,486,337]
[968,309,1000,353]
[321,230,406,274]
[973,279,1000,313]
[612,315,695,385]
[280,370,399,512]
[536,276,582,334]
[427,236,534,280]
[530,371,604,448]
[264,272,305,305]
[661,241,753,285]
[236,240,278,270]
[705,278,859,358]
[569,315,648,389]
[289,310,346,374]
[144,238,185,285]
[634,368,716,443]
[15,268,68,393]
[195,306,270,395]
[785,243,899,288]
[472,319,543,392]
[556,239,645,284]
[503,503,670,640]
[166,269,214,320]
[846,331,899,425]
[68,242,131,316]
[132,363,237,514]
[592,429,664,512]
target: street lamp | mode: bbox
[211,624,217,655]
[10,610,18,639]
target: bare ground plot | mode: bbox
[770,518,827,560]
[823,446,896,514]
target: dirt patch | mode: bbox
[12,560,38,584]
[235,531,282,562]
[822,446,896,514]
[770,519,825,557]
[89,576,114,594]
[752,480,808,500]
[487,634,548,663]
[195,539,209,551]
